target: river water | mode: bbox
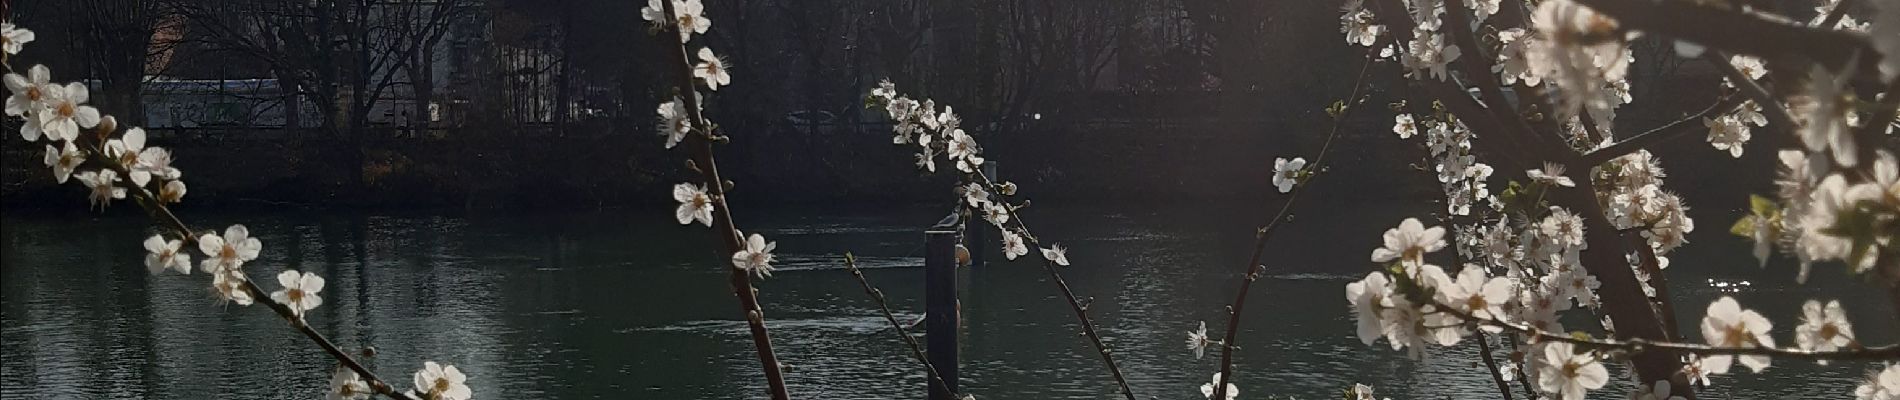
[1,202,1892,399]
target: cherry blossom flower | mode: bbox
[657,98,691,148]
[1272,157,1306,193]
[199,224,263,273]
[1728,55,1766,84]
[731,233,777,279]
[1529,0,1631,120]
[1402,27,1461,81]
[76,169,125,208]
[1441,266,1512,325]
[1040,244,1070,266]
[871,79,897,100]
[0,23,33,55]
[159,180,187,203]
[982,202,1009,227]
[947,129,983,173]
[5,64,52,125]
[1539,207,1586,249]
[412,361,472,400]
[1681,355,1713,387]
[1000,230,1028,260]
[1794,63,1859,167]
[1527,162,1575,187]
[1495,28,1540,86]
[38,82,101,142]
[212,269,254,306]
[1371,218,1447,266]
[143,235,191,275]
[1797,174,1881,278]
[41,141,81,183]
[1340,1,1384,47]
[1795,300,1855,358]
[961,182,989,207]
[1393,114,1418,139]
[1630,380,1686,400]
[1347,272,1395,345]
[1857,363,1900,400]
[1703,115,1750,158]
[1534,342,1607,400]
[328,367,372,400]
[1349,383,1381,400]
[641,0,709,42]
[1469,0,1499,20]
[1186,320,1212,359]
[271,270,326,317]
[693,48,730,91]
[673,183,714,226]
[106,127,173,185]
[1199,372,1238,400]
[1699,296,1775,374]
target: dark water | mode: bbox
[2,201,1893,399]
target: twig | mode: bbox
[1421,295,1900,361]
[969,169,1137,400]
[654,1,792,398]
[1476,332,1515,400]
[1211,43,1380,400]
[1580,95,1743,166]
[840,253,959,398]
[79,136,419,400]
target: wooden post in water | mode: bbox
[963,160,997,268]
[925,229,960,400]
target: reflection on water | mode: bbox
[1,203,1893,399]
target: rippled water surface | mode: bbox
[2,203,1893,399]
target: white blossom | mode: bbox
[412,361,472,400]
[657,98,692,148]
[1795,300,1855,359]
[982,202,1009,227]
[1529,0,1631,120]
[37,82,101,142]
[663,0,710,42]
[961,182,989,208]
[1393,114,1418,139]
[159,180,188,203]
[1186,320,1212,359]
[1370,218,1447,266]
[106,127,168,185]
[1200,372,1238,400]
[1539,207,1586,249]
[693,48,730,91]
[1527,162,1575,187]
[673,183,714,226]
[198,224,262,273]
[1699,296,1775,374]
[271,270,326,317]
[1040,244,1070,266]
[1341,2,1385,47]
[42,141,82,184]
[1681,355,1713,387]
[1272,157,1306,193]
[1703,115,1750,158]
[212,268,254,306]
[0,23,33,55]
[1794,63,1859,167]
[947,129,983,173]
[1858,363,1900,400]
[1534,342,1607,400]
[1495,29,1540,86]
[1000,229,1029,260]
[731,233,777,279]
[4,64,52,129]
[143,235,191,275]
[328,367,372,400]
[1347,272,1395,346]
[76,169,125,208]
[1402,27,1461,81]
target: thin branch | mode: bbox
[1422,296,1900,361]
[1212,43,1380,400]
[83,135,420,400]
[1580,95,1742,166]
[840,253,959,398]
[654,1,792,398]
[1476,332,1515,400]
[969,168,1137,400]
